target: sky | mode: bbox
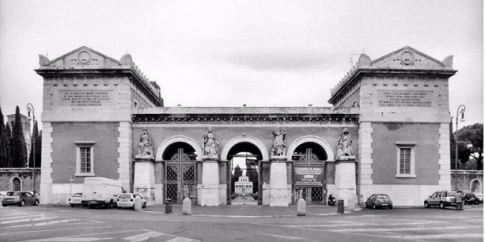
[0,0,483,130]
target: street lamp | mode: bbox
[27,103,36,195]
[454,105,466,191]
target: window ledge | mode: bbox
[395,174,416,178]
[75,173,95,177]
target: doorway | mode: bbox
[163,143,197,204]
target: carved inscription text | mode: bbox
[378,90,433,107]
[60,90,112,107]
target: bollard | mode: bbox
[134,195,143,211]
[337,200,344,214]
[183,197,192,215]
[297,198,306,216]
[165,198,172,214]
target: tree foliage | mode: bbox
[29,121,41,168]
[0,106,8,167]
[454,123,483,170]
[11,106,27,167]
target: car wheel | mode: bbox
[70,204,75,207]
[439,202,445,209]
[19,200,25,207]
[373,204,377,210]
[143,202,146,208]
[475,200,479,205]
[389,205,393,209]
[424,202,430,208]
[2,204,6,207]
[34,200,39,206]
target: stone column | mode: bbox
[134,157,156,205]
[269,157,289,206]
[200,159,220,206]
[335,156,358,210]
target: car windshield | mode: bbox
[119,194,133,199]
[377,195,389,199]
[6,192,21,196]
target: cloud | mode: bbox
[217,49,339,72]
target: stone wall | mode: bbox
[0,168,41,192]
[451,170,483,193]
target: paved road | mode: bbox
[0,204,482,242]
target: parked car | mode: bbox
[424,190,461,209]
[473,192,483,203]
[68,193,84,207]
[117,193,147,209]
[0,191,8,201]
[365,194,393,209]
[2,191,40,207]
[457,190,480,205]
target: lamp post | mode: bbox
[454,105,466,191]
[27,103,36,195]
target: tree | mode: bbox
[11,106,27,167]
[0,106,8,167]
[231,165,243,193]
[29,121,41,168]
[4,121,12,167]
[245,161,259,193]
[455,123,483,170]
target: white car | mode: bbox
[68,193,83,207]
[0,191,8,202]
[117,193,146,209]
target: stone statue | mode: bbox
[336,128,353,158]
[271,127,286,157]
[203,127,219,158]
[137,128,154,158]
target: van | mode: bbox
[81,177,123,208]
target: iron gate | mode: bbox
[293,148,326,205]
[164,148,197,204]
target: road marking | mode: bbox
[388,233,483,240]
[124,231,165,242]
[332,225,482,232]
[22,229,143,242]
[1,216,53,225]
[165,237,200,242]
[0,226,111,236]
[27,237,113,241]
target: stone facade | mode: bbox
[0,168,40,192]
[36,46,456,207]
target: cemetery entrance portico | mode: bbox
[162,143,197,204]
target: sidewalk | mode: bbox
[144,204,347,217]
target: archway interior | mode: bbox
[227,142,262,205]
[162,142,197,204]
[162,142,196,161]
[292,142,327,205]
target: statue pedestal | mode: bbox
[269,157,289,207]
[200,159,220,206]
[335,156,357,209]
[134,157,157,205]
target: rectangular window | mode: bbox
[75,141,95,177]
[395,142,416,178]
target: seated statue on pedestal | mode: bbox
[203,127,219,159]
[136,128,154,159]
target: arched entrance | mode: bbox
[291,141,328,205]
[162,142,197,204]
[222,137,268,205]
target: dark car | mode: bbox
[365,194,393,209]
[458,190,480,205]
[2,191,40,207]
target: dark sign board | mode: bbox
[294,167,323,186]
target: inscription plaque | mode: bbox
[294,167,323,186]
[60,90,112,107]
[378,90,433,107]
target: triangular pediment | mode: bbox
[363,46,452,70]
[38,46,123,69]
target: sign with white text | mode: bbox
[59,90,113,107]
[294,167,324,186]
[378,90,433,107]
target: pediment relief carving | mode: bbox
[367,46,452,70]
[38,46,123,69]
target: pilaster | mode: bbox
[40,122,53,204]
[335,156,357,208]
[200,159,221,206]
[269,157,289,206]
[118,122,132,191]
[133,157,156,205]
